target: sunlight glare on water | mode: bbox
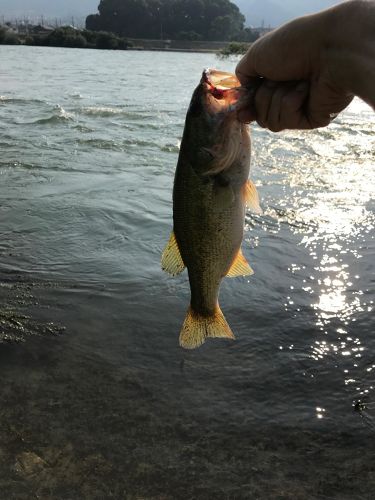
[248,96,374,424]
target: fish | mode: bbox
[161,69,261,349]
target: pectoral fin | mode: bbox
[161,231,185,276]
[243,179,262,214]
[226,248,254,277]
[213,183,235,211]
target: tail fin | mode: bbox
[179,305,234,349]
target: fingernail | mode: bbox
[296,82,308,92]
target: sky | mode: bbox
[0,0,344,28]
[236,0,343,27]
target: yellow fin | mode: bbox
[161,231,185,276]
[179,305,234,349]
[213,184,235,211]
[226,248,254,277]
[243,179,262,214]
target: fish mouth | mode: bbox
[201,69,242,113]
[202,69,240,91]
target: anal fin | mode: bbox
[161,231,185,276]
[226,248,254,277]
[243,179,262,214]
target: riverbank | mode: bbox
[0,25,249,53]
[127,37,249,53]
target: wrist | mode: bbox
[322,1,375,102]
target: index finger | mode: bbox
[235,46,259,86]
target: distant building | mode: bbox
[3,22,16,33]
[31,24,54,35]
[1,21,55,35]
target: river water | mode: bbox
[0,46,374,499]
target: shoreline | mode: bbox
[128,47,220,53]
[0,43,223,54]
[0,43,248,55]
[1,29,250,54]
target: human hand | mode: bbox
[235,3,360,131]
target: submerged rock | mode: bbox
[14,451,46,477]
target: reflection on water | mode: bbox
[249,98,374,425]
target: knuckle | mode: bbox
[309,114,331,129]
[256,119,267,129]
[269,124,282,133]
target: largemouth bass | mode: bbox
[162,69,261,349]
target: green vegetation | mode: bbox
[219,41,250,57]
[86,0,258,41]
[0,26,21,45]
[0,26,131,50]
[25,27,132,50]
[0,1,258,51]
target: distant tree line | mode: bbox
[26,27,131,49]
[86,0,258,41]
[0,26,132,50]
